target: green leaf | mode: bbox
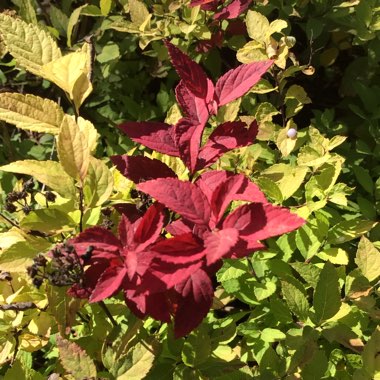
[281,280,309,321]
[182,327,211,367]
[255,176,283,203]
[49,5,69,36]
[359,327,380,378]
[129,0,150,27]
[301,350,328,380]
[290,262,321,288]
[327,219,377,244]
[66,5,87,47]
[0,13,61,76]
[355,236,380,282]
[83,157,113,207]
[0,93,64,134]
[57,335,97,379]
[318,248,349,265]
[353,166,374,194]
[0,160,75,198]
[313,262,341,324]
[261,328,286,343]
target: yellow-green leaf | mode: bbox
[83,157,113,207]
[327,219,377,245]
[355,236,380,282]
[0,13,61,76]
[57,335,97,379]
[0,34,7,58]
[246,10,269,43]
[117,340,158,380]
[237,40,267,64]
[41,50,93,112]
[0,160,75,198]
[100,0,113,15]
[0,93,64,134]
[67,5,87,47]
[318,248,349,265]
[276,122,297,157]
[57,115,91,182]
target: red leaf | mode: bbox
[214,0,252,20]
[138,178,211,225]
[118,122,179,157]
[166,219,193,235]
[223,203,305,242]
[204,228,239,265]
[175,117,206,172]
[133,203,166,251]
[197,120,258,169]
[118,214,135,248]
[215,60,273,107]
[210,173,246,226]
[165,40,210,99]
[111,155,176,183]
[173,268,214,337]
[175,81,211,123]
[152,233,205,264]
[196,171,231,202]
[90,265,128,303]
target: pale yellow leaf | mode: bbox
[19,333,49,352]
[0,159,76,198]
[237,40,267,64]
[356,236,380,282]
[57,115,91,182]
[268,19,288,36]
[83,157,114,207]
[0,34,7,58]
[246,10,270,43]
[129,0,150,27]
[41,51,93,111]
[0,228,26,250]
[0,93,64,134]
[77,117,98,153]
[276,120,297,157]
[318,248,349,265]
[0,13,61,76]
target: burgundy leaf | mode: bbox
[125,290,171,322]
[114,203,144,223]
[214,0,252,20]
[215,60,273,107]
[137,178,211,225]
[165,40,210,99]
[173,268,214,337]
[90,265,128,303]
[118,122,179,157]
[239,181,268,204]
[197,120,258,169]
[204,228,239,265]
[152,260,204,289]
[228,238,266,259]
[111,155,176,183]
[223,203,267,232]
[152,233,205,264]
[196,171,231,202]
[133,203,166,251]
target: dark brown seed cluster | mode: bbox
[27,244,85,289]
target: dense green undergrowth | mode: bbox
[0,0,379,379]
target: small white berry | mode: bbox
[287,128,297,139]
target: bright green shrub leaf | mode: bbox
[285,85,311,118]
[255,177,283,203]
[281,280,309,321]
[83,157,113,207]
[217,259,249,282]
[261,328,286,343]
[57,335,97,379]
[49,5,69,36]
[313,262,341,324]
[0,160,75,198]
[0,13,61,76]
[20,208,76,233]
[0,93,64,134]
[290,262,321,288]
[182,327,211,368]
[261,163,308,200]
[327,219,377,244]
[355,236,380,282]
[57,115,91,182]
[318,248,349,265]
[97,42,120,63]
[254,280,276,301]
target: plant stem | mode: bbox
[78,187,84,233]
[0,212,19,228]
[99,301,117,327]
